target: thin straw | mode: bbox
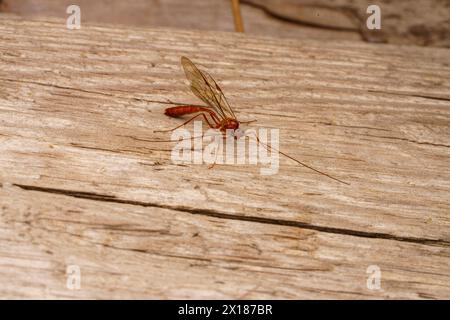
[230,0,245,32]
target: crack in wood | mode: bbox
[12,183,449,248]
[0,77,182,106]
[69,142,172,155]
[240,0,360,32]
[353,133,450,148]
[368,89,450,103]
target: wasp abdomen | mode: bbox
[165,106,210,118]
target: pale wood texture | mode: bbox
[0,0,365,42]
[2,0,450,47]
[0,15,449,299]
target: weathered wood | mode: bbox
[2,0,450,47]
[0,0,362,41]
[243,0,450,47]
[0,15,449,299]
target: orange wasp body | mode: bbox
[157,56,242,136]
[156,56,349,185]
[163,105,240,133]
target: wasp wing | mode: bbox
[180,56,236,120]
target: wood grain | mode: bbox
[243,0,450,47]
[2,0,450,47]
[0,15,449,299]
[0,0,362,41]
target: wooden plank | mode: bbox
[0,0,361,41]
[0,15,449,298]
[3,0,450,47]
[1,185,449,299]
[243,0,450,47]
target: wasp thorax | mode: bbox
[221,119,239,131]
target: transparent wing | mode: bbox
[181,56,236,120]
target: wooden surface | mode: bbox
[2,0,450,47]
[0,0,359,41]
[243,0,450,47]
[0,15,449,299]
